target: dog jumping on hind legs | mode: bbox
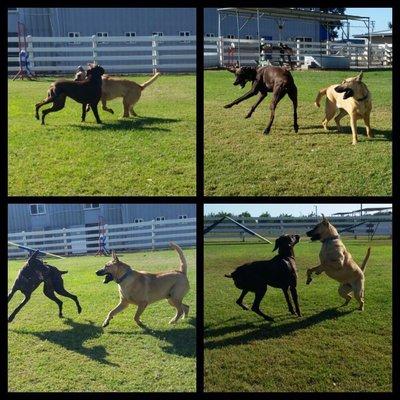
[306,215,371,310]
[8,250,82,322]
[96,242,189,327]
[314,72,373,145]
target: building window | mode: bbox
[226,34,235,39]
[125,32,136,37]
[134,218,144,223]
[152,32,163,37]
[155,216,165,221]
[205,33,215,38]
[30,204,46,215]
[97,32,108,44]
[68,32,80,44]
[178,215,188,219]
[84,204,100,210]
[179,30,191,43]
[245,34,253,40]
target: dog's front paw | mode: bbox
[245,114,252,119]
[306,277,312,285]
[224,104,233,109]
[102,320,109,328]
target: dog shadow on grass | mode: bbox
[299,125,392,141]
[71,116,181,132]
[11,318,118,366]
[205,307,354,350]
[108,316,196,358]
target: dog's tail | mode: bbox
[360,247,371,272]
[224,274,232,278]
[314,87,327,108]
[141,72,161,90]
[170,242,187,275]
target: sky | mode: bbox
[204,204,392,217]
[346,8,392,36]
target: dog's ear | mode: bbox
[356,71,363,81]
[321,214,329,225]
[112,250,119,262]
[28,249,40,260]
[226,66,236,74]
[272,238,280,252]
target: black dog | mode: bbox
[225,234,301,321]
[8,250,82,322]
[225,64,298,135]
[35,64,105,125]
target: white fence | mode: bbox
[8,35,196,74]
[8,218,196,258]
[204,215,392,242]
[204,37,392,69]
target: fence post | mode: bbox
[152,36,158,74]
[92,35,97,65]
[296,39,300,67]
[26,35,35,71]
[151,220,156,250]
[218,36,224,67]
[63,228,67,256]
[326,39,330,55]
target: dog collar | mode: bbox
[322,235,340,243]
[115,269,132,284]
[356,93,369,102]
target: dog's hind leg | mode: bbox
[35,97,54,120]
[252,287,274,322]
[8,286,18,302]
[102,299,129,327]
[43,282,64,318]
[338,283,353,307]
[287,85,299,133]
[290,286,301,317]
[8,292,31,323]
[81,103,87,122]
[54,286,82,314]
[236,289,250,310]
[101,98,114,114]
[168,298,184,324]
[130,107,138,117]
[41,95,66,125]
[245,92,267,119]
[122,99,131,118]
[182,303,189,319]
[352,279,365,311]
[322,100,336,131]
[263,85,286,135]
[363,113,373,138]
[334,108,347,132]
[282,288,296,315]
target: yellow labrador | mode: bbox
[306,216,371,310]
[96,242,189,327]
[314,72,372,145]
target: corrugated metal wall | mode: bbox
[8,204,196,233]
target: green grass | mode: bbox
[204,239,392,392]
[8,74,196,196]
[8,248,196,392]
[204,70,392,196]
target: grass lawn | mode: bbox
[204,70,392,196]
[204,239,392,392]
[8,74,196,196]
[8,248,196,392]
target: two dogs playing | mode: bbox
[226,217,370,321]
[224,65,372,144]
[35,63,160,124]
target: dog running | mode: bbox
[224,63,299,135]
[314,71,372,145]
[8,250,82,322]
[306,216,371,310]
[96,242,189,327]
[35,64,105,124]
[225,234,301,321]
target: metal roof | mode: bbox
[217,8,369,23]
[354,30,392,38]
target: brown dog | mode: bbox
[314,72,372,145]
[100,73,160,117]
[306,216,371,310]
[95,242,189,327]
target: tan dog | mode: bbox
[100,73,160,117]
[306,216,371,310]
[314,72,372,145]
[96,242,189,327]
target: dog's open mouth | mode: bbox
[103,273,113,284]
[335,86,354,100]
[306,231,320,241]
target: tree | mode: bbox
[320,8,346,41]
[238,211,251,218]
[259,211,271,218]
[278,213,293,218]
[388,22,392,30]
[205,211,234,218]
